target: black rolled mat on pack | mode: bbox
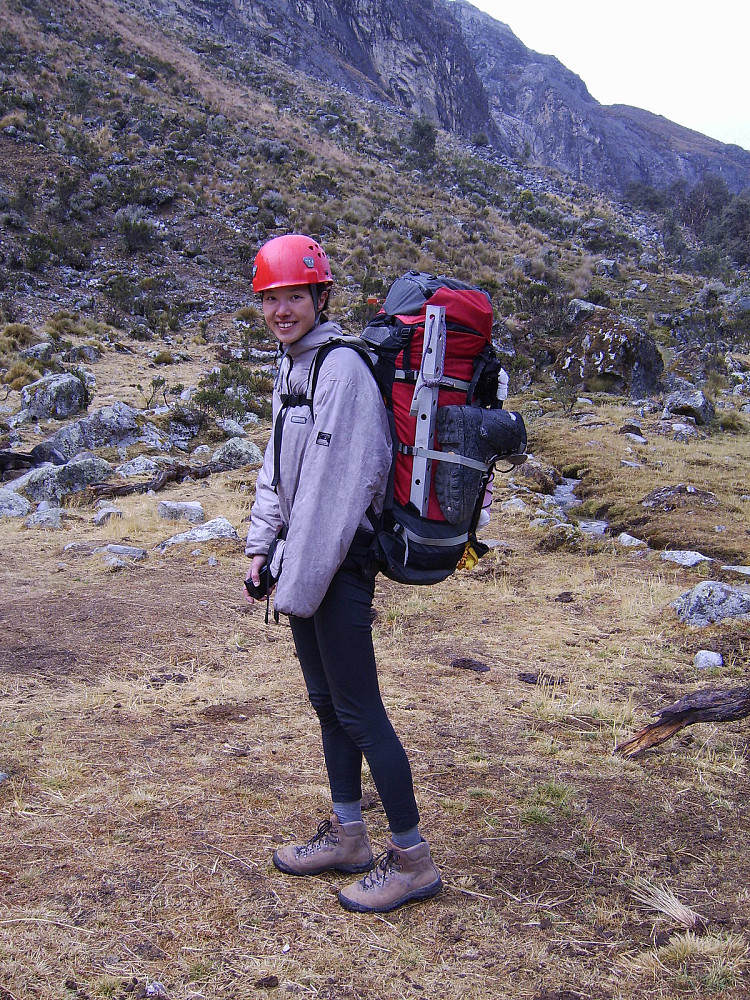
[435,406,527,524]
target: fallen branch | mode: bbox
[87,461,231,498]
[614,685,750,757]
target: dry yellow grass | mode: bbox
[2,385,750,999]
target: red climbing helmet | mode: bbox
[252,234,333,292]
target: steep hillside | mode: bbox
[135,0,750,195]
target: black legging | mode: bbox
[288,548,420,835]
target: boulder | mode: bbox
[566,299,604,324]
[157,500,205,523]
[116,455,160,478]
[555,311,663,397]
[660,550,713,567]
[22,455,112,502]
[45,401,143,460]
[0,488,31,518]
[156,516,240,550]
[212,437,263,469]
[20,373,87,419]
[663,389,715,426]
[25,507,66,529]
[671,581,750,626]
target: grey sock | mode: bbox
[332,800,362,826]
[391,825,421,849]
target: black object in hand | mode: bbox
[244,565,274,601]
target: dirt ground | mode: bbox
[2,479,749,1000]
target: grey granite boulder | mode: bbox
[45,401,141,460]
[671,581,750,626]
[0,488,31,517]
[156,516,240,550]
[663,389,715,426]
[211,437,263,469]
[157,500,205,523]
[20,373,87,419]
[22,455,112,502]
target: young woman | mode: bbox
[244,234,442,913]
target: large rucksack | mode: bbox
[303,270,527,585]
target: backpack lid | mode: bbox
[383,270,485,316]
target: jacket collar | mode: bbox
[285,319,342,363]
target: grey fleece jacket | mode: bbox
[245,320,392,618]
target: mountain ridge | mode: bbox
[150,0,750,195]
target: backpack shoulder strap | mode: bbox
[305,336,376,417]
[271,338,377,490]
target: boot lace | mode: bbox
[295,819,339,858]
[359,849,401,891]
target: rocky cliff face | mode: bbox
[451,1,750,194]
[158,0,750,195]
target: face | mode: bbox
[261,285,319,345]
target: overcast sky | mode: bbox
[466,1,750,151]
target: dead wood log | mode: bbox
[87,461,231,498]
[614,685,750,757]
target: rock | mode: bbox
[663,389,715,426]
[670,421,700,442]
[594,258,620,278]
[500,497,530,514]
[566,299,604,324]
[617,532,646,547]
[103,543,147,561]
[116,455,159,478]
[217,417,246,437]
[156,516,240,550]
[694,650,723,670]
[619,420,643,435]
[516,456,562,494]
[555,311,663,397]
[624,432,648,445]
[721,565,750,577]
[0,488,31,517]
[157,500,205,523]
[93,506,123,525]
[66,343,102,363]
[671,581,750,626]
[20,341,54,362]
[25,507,66,528]
[22,455,112,502]
[20,373,88,419]
[211,437,263,469]
[660,550,713,567]
[45,401,143,460]
[641,484,717,511]
[104,556,128,571]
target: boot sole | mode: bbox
[337,876,443,913]
[272,851,375,877]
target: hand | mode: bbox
[244,555,267,605]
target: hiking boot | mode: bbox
[272,815,374,876]
[337,838,442,913]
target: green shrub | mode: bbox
[114,205,159,251]
[195,362,273,419]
